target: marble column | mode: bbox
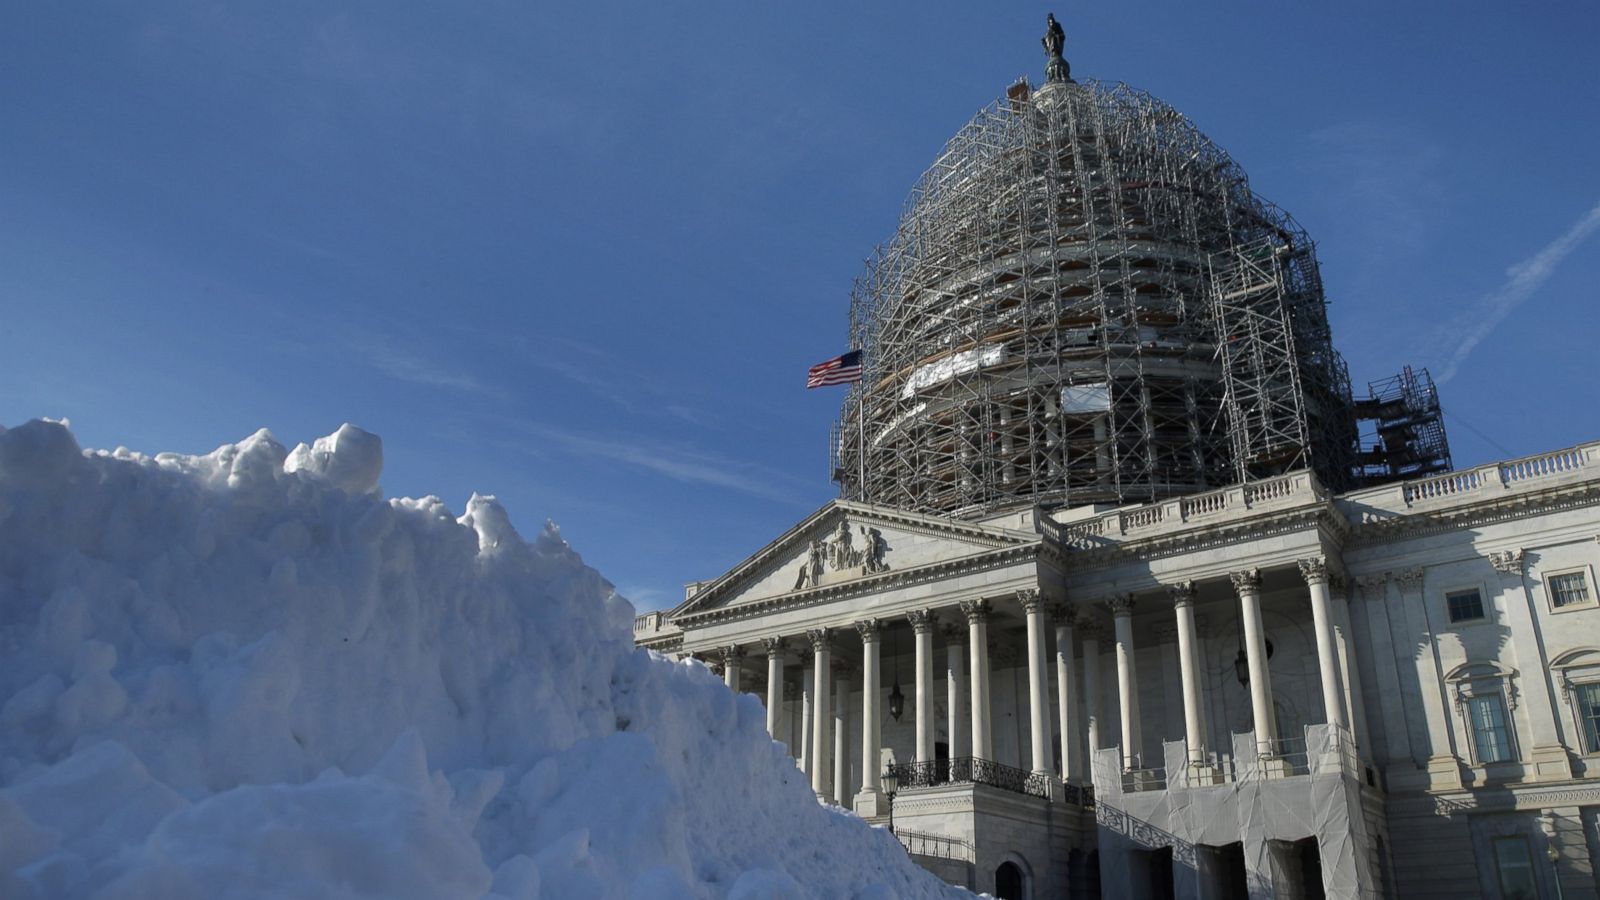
[763,638,786,740]
[833,661,850,805]
[1081,621,1103,761]
[808,628,833,800]
[1231,569,1278,755]
[943,623,968,760]
[960,599,994,761]
[720,645,744,692]
[800,665,813,776]
[1169,581,1208,766]
[1298,558,1348,731]
[1021,589,1052,777]
[1052,603,1079,782]
[907,609,938,764]
[1492,549,1571,779]
[1328,574,1371,753]
[855,619,882,798]
[1110,594,1141,769]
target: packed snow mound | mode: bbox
[0,420,961,899]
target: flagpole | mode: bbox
[856,383,867,504]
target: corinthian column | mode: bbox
[1298,558,1347,731]
[1080,621,1103,760]
[833,661,850,805]
[808,628,833,800]
[855,619,882,798]
[1021,589,1052,778]
[960,599,994,761]
[907,609,938,764]
[1169,582,1208,767]
[763,638,787,740]
[1109,594,1141,769]
[719,645,745,692]
[942,623,968,760]
[1231,569,1278,755]
[1051,603,1080,781]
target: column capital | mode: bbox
[959,598,992,623]
[1049,602,1076,626]
[906,608,939,634]
[831,659,851,679]
[1077,620,1109,642]
[854,618,882,643]
[1229,568,1262,594]
[941,621,965,643]
[1489,549,1525,577]
[762,636,789,657]
[718,645,747,665]
[1328,571,1348,596]
[1297,557,1330,586]
[1167,581,1198,607]
[1394,567,1426,593]
[806,627,833,652]
[1018,588,1046,614]
[1355,572,1388,600]
[1106,593,1135,617]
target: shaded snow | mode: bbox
[0,420,961,899]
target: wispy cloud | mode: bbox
[1431,200,1600,384]
[349,332,506,399]
[510,421,810,506]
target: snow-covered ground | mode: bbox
[0,420,962,899]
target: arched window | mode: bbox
[1551,648,1600,754]
[995,861,1025,900]
[1444,661,1520,765]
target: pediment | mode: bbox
[670,500,1035,620]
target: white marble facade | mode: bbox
[636,441,1600,899]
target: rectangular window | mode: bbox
[1447,589,1485,622]
[1493,836,1538,900]
[1549,571,1593,609]
[1581,683,1600,754]
[1468,694,1514,763]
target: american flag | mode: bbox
[806,350,863,388]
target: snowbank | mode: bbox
[0,420,960,899]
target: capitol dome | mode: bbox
[833,51,1357,519]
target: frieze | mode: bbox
[792,519,890,590]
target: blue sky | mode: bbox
[4,3,1598,613]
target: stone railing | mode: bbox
[887,757,1052,800]
[632,611,682,645]
[1347,441,1600,517]
[1039,471,1322,549]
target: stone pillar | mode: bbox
[1021,589,1052,778]
[907,609,938,764]
[808,628,832,800]
[719,645,745,692]
[943,623,968,760]
[1492,549,1572,780]
[1329,574,1372,755]
[1169,581,1209,767]
[1081,621,1103,759]
[762,638,786,740]
[833,661,850,805]
[1231,569,1278,756]
[800,665,813,776]
[1298,558,1348,731]
[1110,594,1141,769]
[961,599,994,761]
[1052,603,1080,782]
[855,619,883,803]
[1395,567,1463,787]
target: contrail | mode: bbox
[1435,199,1600,384]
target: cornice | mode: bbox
[1344,482,1600,547]
[673,542,1042,629]
[1053,504,1344,571]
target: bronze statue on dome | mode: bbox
[1042,13,1072,84]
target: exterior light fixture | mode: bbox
[882,765,900,834]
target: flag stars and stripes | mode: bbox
[806,351,863,388]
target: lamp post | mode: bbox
[882,765,900,835]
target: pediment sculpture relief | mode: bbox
[793,520,889,590]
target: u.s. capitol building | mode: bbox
[636,19,1600,900]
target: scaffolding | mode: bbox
[1353,366,1451,486]
[832,77,1359,518]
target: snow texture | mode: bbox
[0,420,961,899]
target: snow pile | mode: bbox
[0,420,960,899]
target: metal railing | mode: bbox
[886,757,1051,799]
[895,829,974,862]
